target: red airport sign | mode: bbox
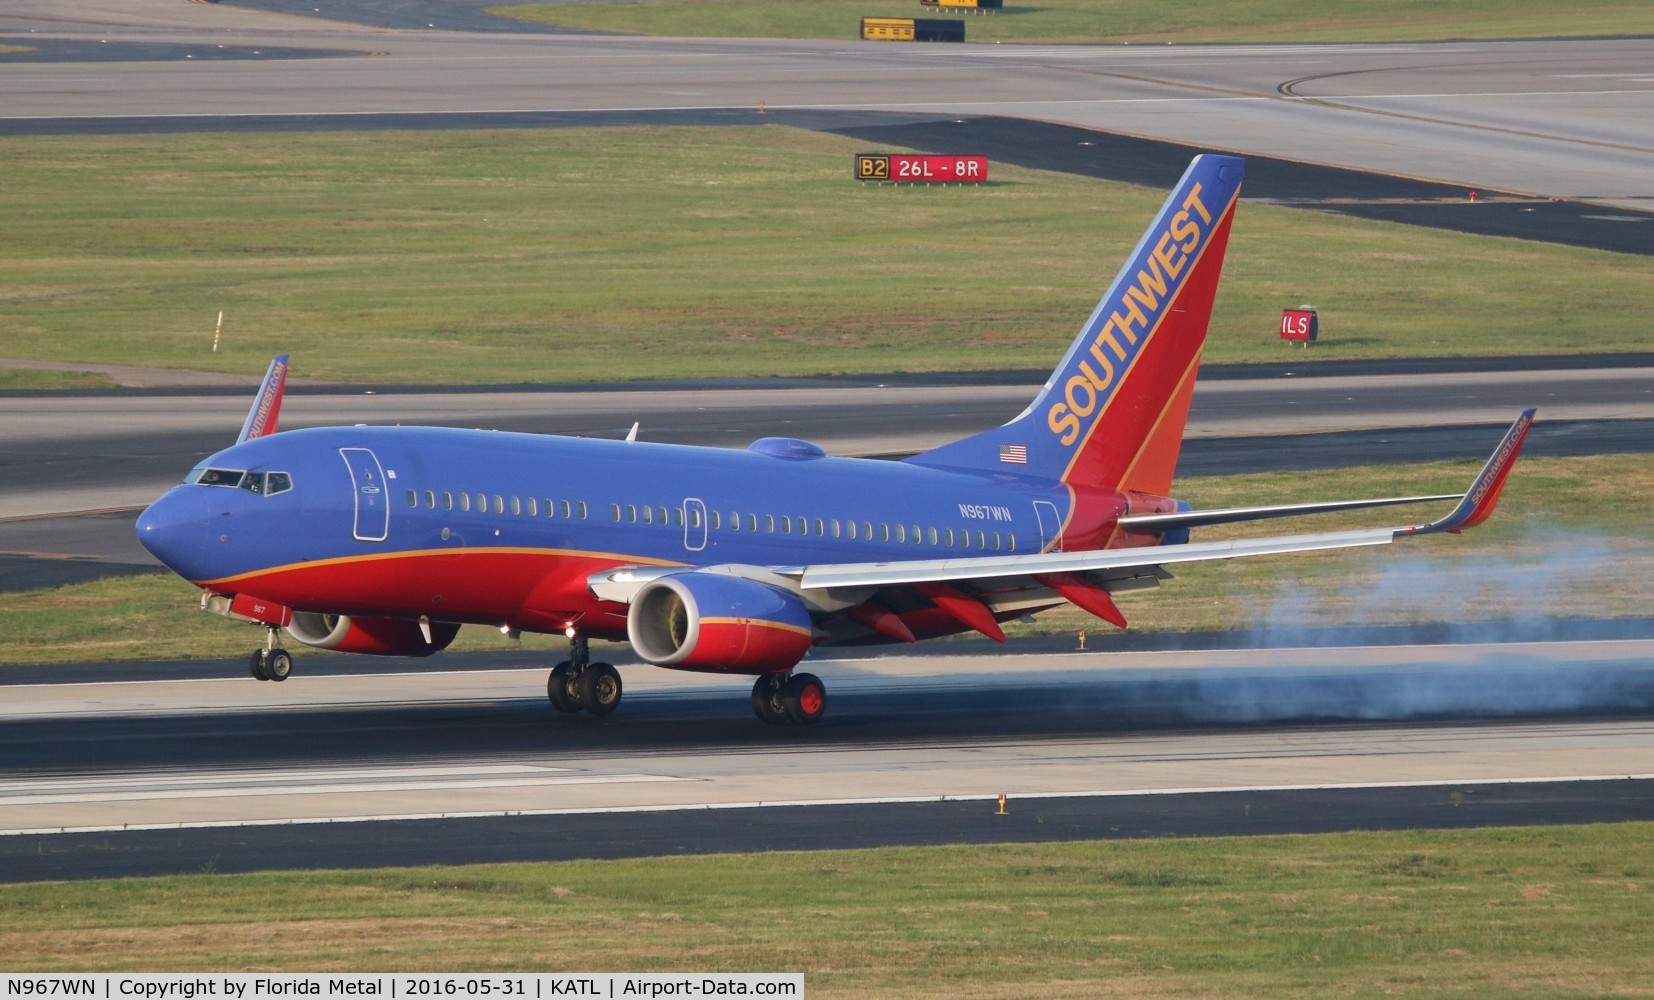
[856,154,988,183]
[1280,307,1319,343]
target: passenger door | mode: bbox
[340,447,390,542]
[683,497,708,552]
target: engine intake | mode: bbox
[286,612,458,657]
[627,572,813,674]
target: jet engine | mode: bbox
[627,572,814,673]
[286,612,459,657]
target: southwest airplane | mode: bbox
[135,155,1535,725]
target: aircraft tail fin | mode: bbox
[237,354,289,444]
[907,155,1243,496]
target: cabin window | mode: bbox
[895,524,906,543]
[976,530,987,549]
[561,500,573,518]
[927,527,939,545]
[688,508,702,529]
[577,502,588,519]
[657,506,669,525]
[510,497,522,516]
[442,491,453,510]
[962,530,972,550]
[862,521,873,540]
[265,472,293,496]
[730,512,741,532]
[609,503,621,522]
[813,518,825,537]
[474,493,486,512]
[672,508,684,527]
[626,505,638,523]
[746,513,758,532]
[403,489,416,508]
[642,506,653,525]
[711,511,722,529]
[780,516,792,534]
[1008,535,1017,552]
[764,514,775,533]
[945,529,956,547]
[459,493,471,512]
[422,490,435,509]
[526,498,538,517]
[491,495,503,514]
[846,521,858,540]
[991,532,1001,551]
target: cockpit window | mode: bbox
[188,467,292,496]
[193,467,246,488]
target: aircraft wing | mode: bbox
[791,408,1535,593]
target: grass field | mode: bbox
[4,127,1652,387]
[492,0,1654,43]
[3,824,1653,995]
[0,368,113,390]
[4,453,1647,667]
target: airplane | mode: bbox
[134,153,1536,725]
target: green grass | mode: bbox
[4,453,1646,666]
[4,824,1654,995]
[491,0,1654,43]
[3,127,1652,386]
[0,368,115,390]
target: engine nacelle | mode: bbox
[286,612,458,657]
[627,572,814,674]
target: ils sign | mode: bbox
[856,154,988,183]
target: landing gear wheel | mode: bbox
[266,648,293,682]
[751,675,788,724]
[578,662,622,716]
[249,649,271,682]
[546,661,581,713]
[784,672,826,726]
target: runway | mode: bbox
[1,638,1652,879]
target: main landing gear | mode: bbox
[248,625,292,682]
[546,634,623,717]
[751,672,827,726]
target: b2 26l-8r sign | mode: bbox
[856,154,988,182]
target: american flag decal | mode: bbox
[999,443,1028,464]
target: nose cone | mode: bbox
[136,487,217,581]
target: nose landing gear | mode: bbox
[751,672,826,726]
[546,634,622,716]
[248,626,292,682]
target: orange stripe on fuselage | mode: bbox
[196,546,686,641]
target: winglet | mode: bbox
[237,354,289,444]
[1401,408,1535,537]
